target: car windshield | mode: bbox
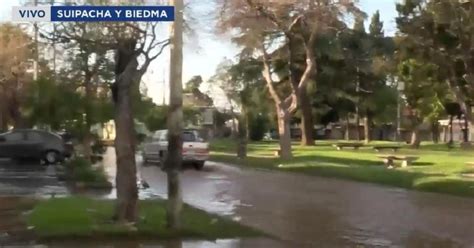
[182,131,197,142]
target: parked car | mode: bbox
[143,129,209,170]
[0,129,70,164]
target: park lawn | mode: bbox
[210,139,474,198]
[28,197,261,240]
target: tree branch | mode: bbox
[260,40,282,104]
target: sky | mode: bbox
[0,0,399,106]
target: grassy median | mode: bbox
[210,139,474,197]
[28,197,261,240]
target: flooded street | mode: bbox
[0,159,67,197]
[136,158,474,248]
[1,149,474,247]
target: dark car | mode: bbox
[0,129,69,164]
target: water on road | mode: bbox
[0,159,67,197]
[137,160,474,248]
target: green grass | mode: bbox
[210,139,474,197]
[28,197,261,240]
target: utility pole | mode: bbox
[165,0,184,230]
[162,67,166,105]
[33,0,39,81]
[51,0,56,80]
[355,66,361,141]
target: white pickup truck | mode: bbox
[142,129,209,170]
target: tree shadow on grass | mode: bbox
[291,154,381,167]
[410,162,435,167]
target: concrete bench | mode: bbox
[465,162,474,168]
[373,146,401,152]
[377,155,419,168]
[333,143,364,151]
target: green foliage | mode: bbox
[396,0,474,114]
[248,113,269,141]
[398,59,446,123]
[64,157,110,186]
[28,197,262,238]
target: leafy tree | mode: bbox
[0,23,33,130]
[398,59,446,148]
[210,57,268,157]
[396,0,474,135]
[218,0,362,157]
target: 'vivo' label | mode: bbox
[12,6,50,22]
[19,10,46,18]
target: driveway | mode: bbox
[138,160,474,248]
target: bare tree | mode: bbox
[0,24,33,129]
[217,0,361,158]
[51,22,169,223]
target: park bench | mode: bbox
[373,145,401,152]
[377,155,419,168]
[462,162,474,178]
[333,142,364,151]
[465,162,474,169]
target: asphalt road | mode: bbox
[138,160,474,248]
[2,149,474,247]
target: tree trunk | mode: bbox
[0,105,7,132]
[410,125,421,149]
[229,106,238,138]
[277,107,292,159]
[113,67,138,224]
[299,88,314,146]
[448,115,454,146]
[355,106,361,141]
[112,38,140,224]
[462,114,469,143]
[165,0,184,230]
[236,113,247,159]
[431,121,439,144]
[83,74,93,161]
[364,113,370,144]
[345,115,350,140]
[287,35,314,146]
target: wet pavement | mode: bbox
[2,149,474,247]
[0,159,67,197]
[136,158,474,248]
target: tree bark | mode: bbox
[0,104,7,132]
[462,114,469,143]
[345,115,350,140]
[165,0,184,230]
[113,60,138,224]
[448,115,454,146]
[299,88,314,146]
[431,121,439,144]
[410,125,421,149]
[277,106,292,159]
[364,113,370,144]
[355,106,361,141]
[287,36,314,146]
[83,73,93,161]
[112,37,141,224]
[236,112,247,159]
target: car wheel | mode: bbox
[143,156,150,166]
[194,161,205,170]
[43,150,59,165]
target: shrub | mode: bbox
[64,158,110,187]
